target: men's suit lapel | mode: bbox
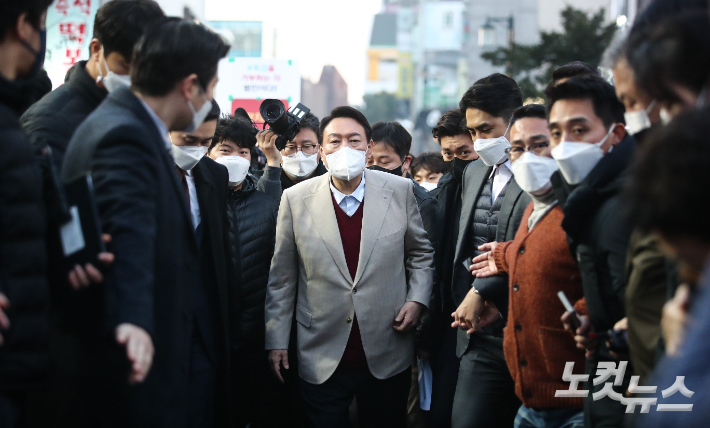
[303,174,352,283]
[192,160,215,244]
[353,172,393,287]
[453,161,492,262]
[117,89,198,251]
[496,178,524,242]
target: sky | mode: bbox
[205,0,384,105]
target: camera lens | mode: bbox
[265,104,282,121]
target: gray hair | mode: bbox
[601,27,630,69]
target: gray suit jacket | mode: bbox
[451,160,531,356]
[265,169,434,384]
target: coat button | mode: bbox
[353,288,357,294]
[519,247,525,254]
[513,284,519,291]
[514,324,522,332]
[520,359,528,367]
[346,317,352,323]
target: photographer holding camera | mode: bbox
[254,109,325,200]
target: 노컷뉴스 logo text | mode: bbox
[555,361,694,413]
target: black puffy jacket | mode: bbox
[0,76,49,392]
[21,61,106,168]
[227,174,278,350]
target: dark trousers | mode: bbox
[300,365,411,428]
[188,332,217,428]
[584,358,630,428]
[0,393,25,428]
[231,349,308,428]
[452,335,520,428]
[428,320,460,428]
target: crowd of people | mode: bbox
[2,0,710,427]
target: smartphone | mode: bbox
[557,291,581,329]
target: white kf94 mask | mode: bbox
[325,146,367,181]
[215,155,251,186]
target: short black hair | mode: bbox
[131,18,230,97]
[459,73,522,123]
[371,121,411,161]
[93,0,165,61]
[626,107,710,242]
[297,112,320,137]
[510,104,547,126]
[0,0,53,42]
[410,152,445,177]
[319,106,372,145]
[545,74,625,127]
[432,109,468,143]
[629,0,708,37]
[205,99,221,123]
[627,11,710,105]
[210,114,258,152]
[550,61,599,82]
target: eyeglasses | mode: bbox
[283,143,318,156]
[505,141,550,160]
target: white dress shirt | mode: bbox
[184,169,201,229]
[330,173,366,217]
[489,160,513,203]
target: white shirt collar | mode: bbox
[489,159,512,179]
[139,98,172,150]
[329,172,366,204]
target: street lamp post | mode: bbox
[478,15,515,48]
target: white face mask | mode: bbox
[96,48,131,93]
[511,152,559,196]
[624,100,656,135]
[282,151,319,178]
[184,86,212,134]
[171,145,208,171]
[660,107,673,126]
[551,125,616,185]
[325,146,367,182]
[215,155,251,186]
[473,120,512,166]
[419,181,438,191]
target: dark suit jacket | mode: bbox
[61,87,201,428]
[190,157,234,426]
[452,160,531,356]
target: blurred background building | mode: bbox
[60,0,650,154]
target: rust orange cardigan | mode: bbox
[493,202,586,409]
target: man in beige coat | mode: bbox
[265,106,434,428]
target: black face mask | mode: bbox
[367,163,403,177]
[443,157,474,182]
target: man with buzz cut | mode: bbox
[450,73,531,428]
[265,106,434,428]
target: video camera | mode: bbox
[259,99,311,151]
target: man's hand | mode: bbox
[268,349,289,383]
[68,234,115,290]
[663,284,691,356]
[562,313,597,358]
[394,302,424,332]
[115,323,154,384]
[0,293,10,346]
[470,242,500,278]
[451,288,484,332]
[257,129,282,167]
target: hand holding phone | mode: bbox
[557,291,581,330]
